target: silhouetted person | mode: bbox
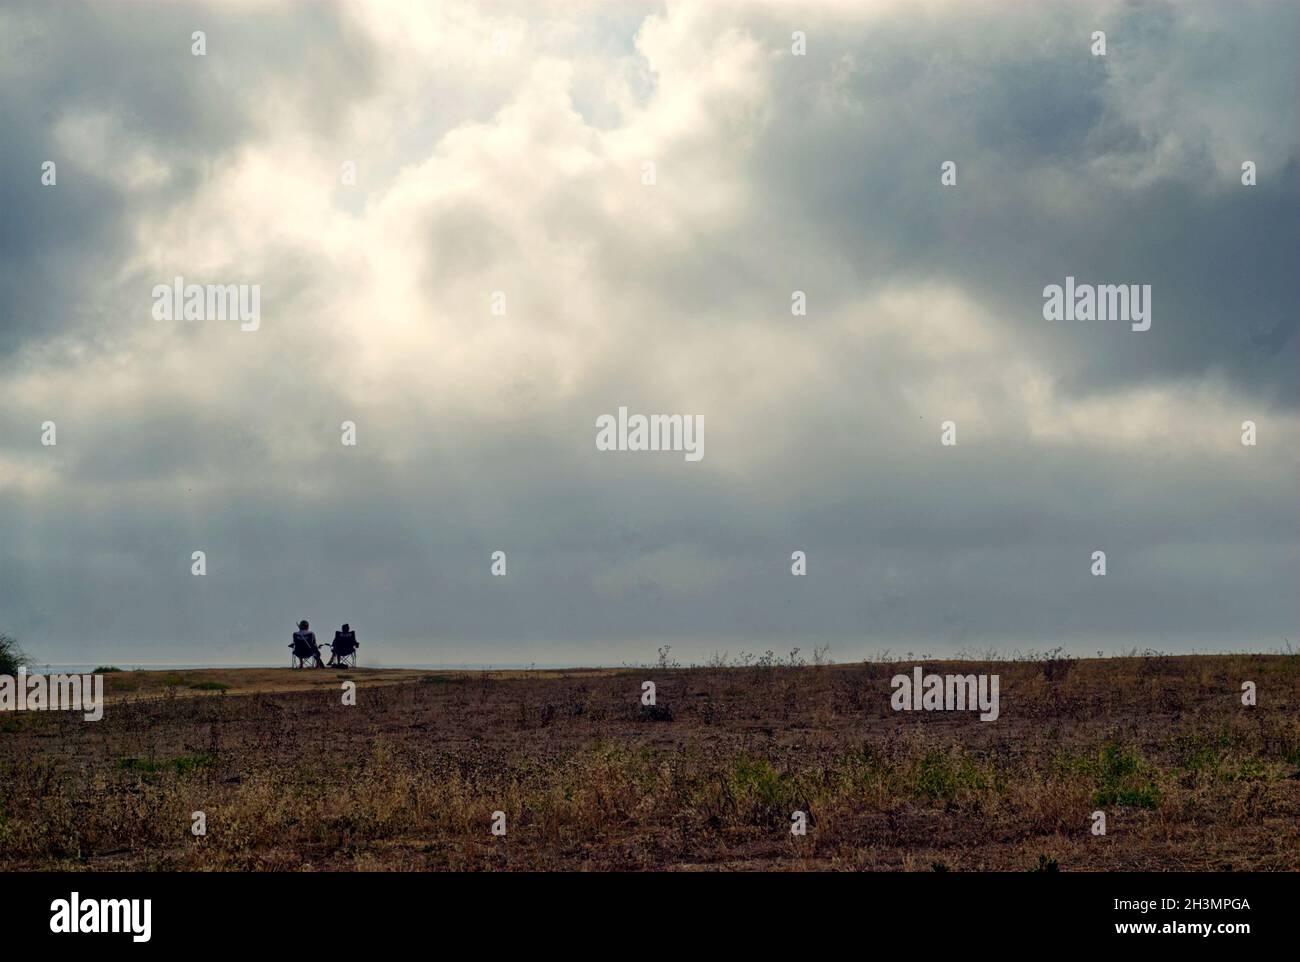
[291,620,324,668]
[329,624,359,666]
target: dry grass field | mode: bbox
[2,653,1298,871]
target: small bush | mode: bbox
[1089,743,1161,808]
[1225,758,1269,782]
[728,756,800,825]
[640,702,673,722]
[911,749,988,801]
[0,635,27,676]
[117,753,217,777]
[1040,647,1076,683]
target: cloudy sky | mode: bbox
[1,0,1296,666]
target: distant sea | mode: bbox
[23,662,596,675]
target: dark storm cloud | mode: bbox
[580,3,1299,422]
[0,0,377,354]
[728,0,1300,405]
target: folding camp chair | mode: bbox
[328,630,359,668]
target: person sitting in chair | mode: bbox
[329,623,359,666]
[291,620,325,668]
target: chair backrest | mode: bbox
[292,631,315,655]
[333,630,357,654]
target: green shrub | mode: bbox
[728,756,800,824]
[912,749,988,801]
[117,752,217,777]
[1225,758,1269,782]
[1089,744,1161,808]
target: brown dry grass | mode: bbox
[96,666,433,700]
[1,654,1298,871]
